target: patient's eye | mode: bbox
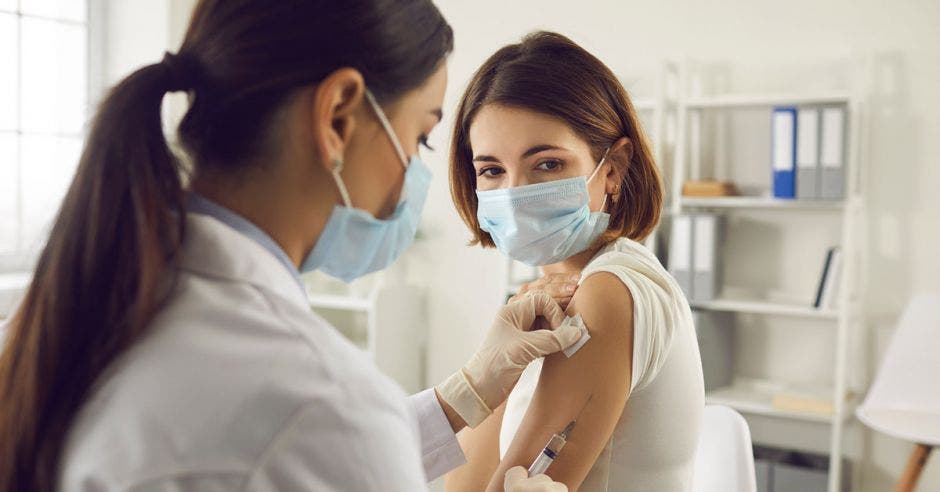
[478,166,505,178]
[536,159,562,171]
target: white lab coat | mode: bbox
[56,213,464,491]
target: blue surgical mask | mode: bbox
[300,89,432,282]
[476,151,611,266]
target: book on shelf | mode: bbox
[682,180,738,197]
[710,379,851,418]
[814,247,842,309]
[771,384,853,417]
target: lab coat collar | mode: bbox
[179,213,310,309]
[186,193,305,292]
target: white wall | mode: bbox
[120,1,939,490]
[101,0,169,86]
[413,1,940,491]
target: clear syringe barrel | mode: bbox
[527,434,567,476]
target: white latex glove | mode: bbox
[436,291,583,428]
[504,466,568,492]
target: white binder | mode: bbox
[797,107,821,199]
[820,106,846,200]
[668,214,693,299]
[693,214,720,302]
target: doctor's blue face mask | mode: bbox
[475,149,612,266]
[301,89,432,282]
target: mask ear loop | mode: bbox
[331,157,353,208]
[588,147,612,212]
[364,89,410,168]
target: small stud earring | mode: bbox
[332,157,344,173]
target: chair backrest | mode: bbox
[857,293,940,445]
[692,405,758,492]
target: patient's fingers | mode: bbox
[515,273,579,309]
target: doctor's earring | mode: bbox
[329,156,353,207]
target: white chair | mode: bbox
[856,293,940,492]
[692,405,758,492]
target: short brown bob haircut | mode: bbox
[449,31,663,248]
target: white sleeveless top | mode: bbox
[499,238,704,491]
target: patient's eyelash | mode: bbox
[536,159,563,171]
[419,135,434,151]
[478,167,504,177]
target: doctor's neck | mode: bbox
[191,156,338,271]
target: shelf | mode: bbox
[706,381,853,424]
[681,196,844,211]
[692,298,838,319]
[308,294,372,312]
[685,92,851,109]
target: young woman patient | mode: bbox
[445,32,704,492]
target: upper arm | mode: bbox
[486,272,634,492]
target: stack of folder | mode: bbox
[772,105,847,200]
[668,213,722,302]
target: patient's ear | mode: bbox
[605,137,632,197]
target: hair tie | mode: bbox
[161,51,198,92]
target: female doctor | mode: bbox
[0,1,582,490]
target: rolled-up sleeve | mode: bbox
[409,389,467,481]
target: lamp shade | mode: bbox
[856,293,940,445]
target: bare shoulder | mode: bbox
[566,270,634,336]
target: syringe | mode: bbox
[527,420,576,477]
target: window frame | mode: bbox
[0,0,104,274]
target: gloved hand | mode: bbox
[504,466,568,491]
[436,291,583,428]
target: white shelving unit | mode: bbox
[704,382,848,424]
[680,196,845,211]
[670,64,867,492]
[304,272,427,393]
[691,298,838,320]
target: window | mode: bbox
[0,0,93,271]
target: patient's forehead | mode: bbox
[469,104,591,159]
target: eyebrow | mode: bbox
[472,144,568,163]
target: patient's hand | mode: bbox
[510,273,580,311]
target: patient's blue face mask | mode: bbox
[476,150,611,266]
[300,89,432,282]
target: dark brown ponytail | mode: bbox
[0,1,452,490]
[0,58,186,491]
